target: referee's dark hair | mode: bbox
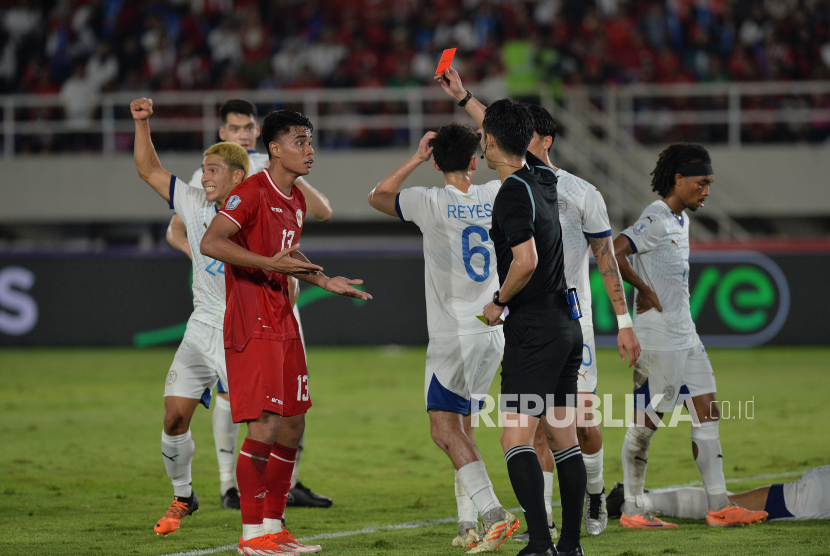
[482,99,534,158]
[432,123,480,173]
[526,104,557,151]
[220,99,257,124]
[651,143,711,198]
[261,110,314,158]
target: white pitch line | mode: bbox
[158,469,808,556]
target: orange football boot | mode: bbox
[706,505,768,527]
[268,529,322,554]
[620,512,678,529]
[154,492,199,535]
[237,535,299,555]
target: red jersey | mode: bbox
[219,170,307,350]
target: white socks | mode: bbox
[583,447,604,495]
[621,425,655,514]
[264,518,284,535]
[691,421,730,510]
[212,396,240,494]
[161,429,195,498]
[455,470,478,524]
[457,461,500,516]
[542,471,554,514]
[242,523,265,541]
[648,487,709,519]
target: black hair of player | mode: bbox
[220,99,257,124]
[261,110,314,159]
[481,99,534,158]
[432,123,481,173]
[651,143,711,198]
[525,104,557,152]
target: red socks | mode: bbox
[237,438,271,524]
[264,443,297,520]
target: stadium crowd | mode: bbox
[2,0,830,149]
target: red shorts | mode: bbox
[225,338,311,422]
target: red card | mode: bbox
[435,48,457,75]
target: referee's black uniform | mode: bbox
[490,150,582,412]
[491,150,585,556]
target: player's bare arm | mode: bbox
[589,235,641,365]
[368,131,436,216]
[483,238,537,325]
[613,234,663,313]
[435,67,486,127]
[166,214,192,260]
[200,214,323,276]
[131,97,172,201]
[291,249,372,301]
[295,177,333,222]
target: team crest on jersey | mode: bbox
[663,385,675,401]
[633,222,648,235]
[296,209,303,227]
[225,195,241,210]
[166,370,177,385]
[558,199,569,214]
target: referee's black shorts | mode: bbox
[500,293,583,417]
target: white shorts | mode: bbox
[632,340,716,413]
[424,330,504,415]
[775,466,830,520]
[578,325,597,394]
[164,319,227,408]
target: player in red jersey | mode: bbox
[201,110,371,555]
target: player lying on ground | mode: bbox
[201,110,371,556]
[612,143,767,529]
[606,466,830,521]
[368,125,516,552]
[166,99,335,510]
[502,104,640,540]
[131,97,248,535]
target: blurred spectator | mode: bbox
[87,42,119,91]
[60,63,98,130]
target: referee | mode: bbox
[436,69,586,556]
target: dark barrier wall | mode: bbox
[1,249,828,347]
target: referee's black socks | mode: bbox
[505,445,552,553]
[553,445,586,553]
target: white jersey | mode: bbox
[188,151,269,188]
[622,200,696,351]
[555,168,612,327]
[170,175,227,330]
[397,180,501,339]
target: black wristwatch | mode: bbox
[493,291,507,307]
[458,90,473,107]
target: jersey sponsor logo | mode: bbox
[225,195,241,210]
[558,198,569,214]
[296,209,304,228]
[166,370,177,385]
[633,222,648,235]
[271,207,283,213]
[663,385,675,401]
[270,396,283,405]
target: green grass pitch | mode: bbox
[1,346,829,556]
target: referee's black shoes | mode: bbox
[516,546,558,556]
[286,481,333,507]
[557,547,584,556]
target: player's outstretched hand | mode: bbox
[264,244,323,276]
[618,327,641,367]
[635,288,663,314]
[434,67,467,102]
[323,277,372,300]
[415,132,436,162]
[131,98,153,120]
